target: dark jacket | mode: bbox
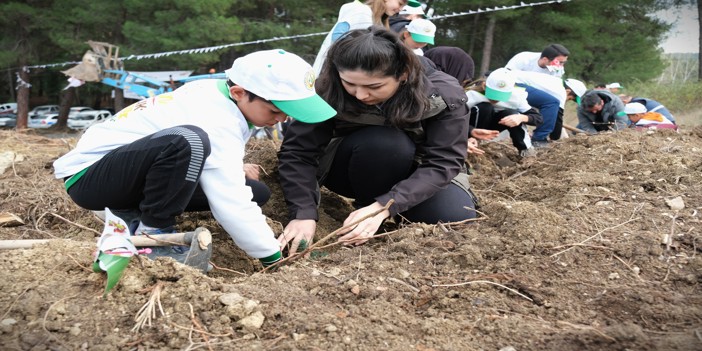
[577,90,628,134]
[278,69,470,220]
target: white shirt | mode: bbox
[505,51,564,78]
[510,70,568,108]
[53,79,280,259]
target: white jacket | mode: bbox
[53,79,280,259]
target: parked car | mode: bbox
[0,113,17,128]
[28,105,59,119]
[0,103,17,115]
[28,113,58,128]
[67,110,112,130]
[69,106,93,118]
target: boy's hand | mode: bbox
[243,163,260,180]
[499,114,528,128]
[279,219,316,255]
[467,137,484,155]
[471,128,500,140]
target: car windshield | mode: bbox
[74,114,96,120]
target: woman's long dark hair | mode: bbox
[317,26,427,128]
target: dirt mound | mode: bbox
[1,127,701,350]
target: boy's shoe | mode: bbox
[519,147,537,158]
[531,139,550,149]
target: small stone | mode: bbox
[596,201,612,206]
[219,293,245,306]
[499,347,517,351]
[328,267,341,276]
[665,196,685,211]
[608,272,620,280]
[345,279,357,287]
[239,311,265,330]
[324,324,338,332]
[1,319,17,326]
[311,269,321,276]
[292,333,306,341]
[351,285,360,295]
[343,336,352,344]
[633,266,640,275]
[242,333,256,340]
[397,269,411,279]
[69,326,81,336]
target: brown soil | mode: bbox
[1,126,701,350]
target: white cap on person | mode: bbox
[485,68,516,102]
[564,78,587,98]
[624,102,647,114]
[405,18,436,45]
[225,49,336,123]
[399,5,426,16]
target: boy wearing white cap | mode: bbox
[53,49,336,269]
[465,68,543,159]
[400,18,436,55]
[624,102,677,130]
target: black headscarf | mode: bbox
[424,46,475,85]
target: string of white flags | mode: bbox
[20,0,573,70]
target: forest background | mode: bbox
[0,0,699,126]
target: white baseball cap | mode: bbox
[405,18,436,45]
[225,49,336,123]
[564,78,587,98]
[399,5,425,16]
[606,82,623,89]
[624,102,647,114]
[485,68,515,102]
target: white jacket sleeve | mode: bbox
[199,149,279,259]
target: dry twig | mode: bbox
[432,280,533,302]
[263,200,394,271]
[188,302,213,351]
[387,277,420,293]
[551,217,640,257]
[209,261,247,276]
[49,212,101,236]
[556,320,616,342]
[2,286,33,320]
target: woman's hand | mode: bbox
[470,128,500,140]
[337,202,390,246]
[279,219,317,255]
[467,137,484,155]
[499,114,528,128]
[243,163,261,180]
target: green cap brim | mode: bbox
[272,95,336,124]
[485,87,512,102]
[410,33,434,45]
[408,0,422,7]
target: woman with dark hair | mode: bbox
[278,27,478,253]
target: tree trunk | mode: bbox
[16,67,30,130]
[57,87,75,128]
[114,88,125,112]
[479,16,496,77]
[467,13,481,57]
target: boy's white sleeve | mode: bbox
[199,157,280,259]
